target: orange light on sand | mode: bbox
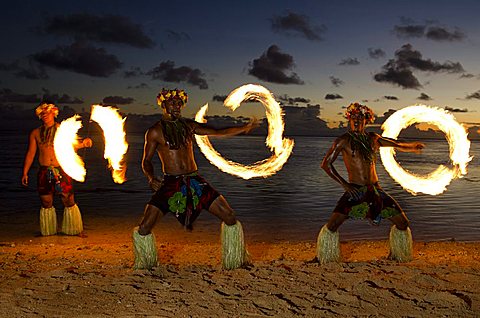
[195,84,294,179]
[380,105,472,195]
[91,105,128,184]
[54,115,86,182]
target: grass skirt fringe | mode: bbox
[40,207,57,236]
[132,227,158,270]
[316,224,340,264]
[221,221,248,270]
[62,204,83,235]
[389,225,413,262]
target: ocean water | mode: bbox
[1,132,479,242]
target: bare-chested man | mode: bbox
[316,103,424,263]
[132,89,258,270]
[22,103,92,236]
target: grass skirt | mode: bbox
[221,221,248,270]
[132,227,158,270]
[62,204,83,235]
[389,225,413,262]
[40,207,57,236]
[316,224,340,264]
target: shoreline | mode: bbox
[2,236,479,267]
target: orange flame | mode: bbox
[380,105,472,195]
[91,105,128,184]
[195,84,294,179]
[53,115,86,182]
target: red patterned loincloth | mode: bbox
[37,166,73,195]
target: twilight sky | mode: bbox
[1,0,479,127]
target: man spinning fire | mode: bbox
[133,89,258,270]
[317,103,424,263]
[22,103,92,236]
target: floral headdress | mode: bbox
[157,88,188,107]
[35,103,59,118]
[345,102,375,124]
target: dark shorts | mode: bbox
[37,166,73,196]
[334,183,403,225]
[148,172,220,227]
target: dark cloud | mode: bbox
[374,60,421,89]
[425,27,465,42]
[393,21,466,42]
[41,88,83,104]
[0,88,40,103]
[417,93,432,101]
[368,48,386,59]
[374,44,464,89]
[40,13,155,48]
[248,45,304,85]
[325,93,343,100]
[0,88,83,104]
[445,106,468,113]
[147,60,208,89]
[123,67,143,78]
[33,42,122,77]
[58,95,83,104]
[166,30,191,42]
[460,73,475,79]
[338,58,360,66]
[212,94,257,103]
[466,90,480,100]
[271,12,326,41]
[329,76,344,87]
[102,96,135,105]
[127,83,149,89]
[212,94,227,102]
[393,25,426,38]
[278,94,311,105]
[384,95,398,100]
[0,58,49,80]
[395,44,464,73]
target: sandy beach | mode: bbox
[1,225,479,317]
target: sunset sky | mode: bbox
[1,0,479,127]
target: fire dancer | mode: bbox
[133,88,258,270]
[317,103,424,263]
[22,103,92,236]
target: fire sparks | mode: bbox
[54,115,86,182]
[380,105,471,195]
[90,105,128,184]
[195,84,294,179]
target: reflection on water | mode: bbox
[1,133,479,242]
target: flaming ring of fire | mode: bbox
[195,84,294,179]
[380,105,471,195]
[91,105,128,184]
[54,115,86,182]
